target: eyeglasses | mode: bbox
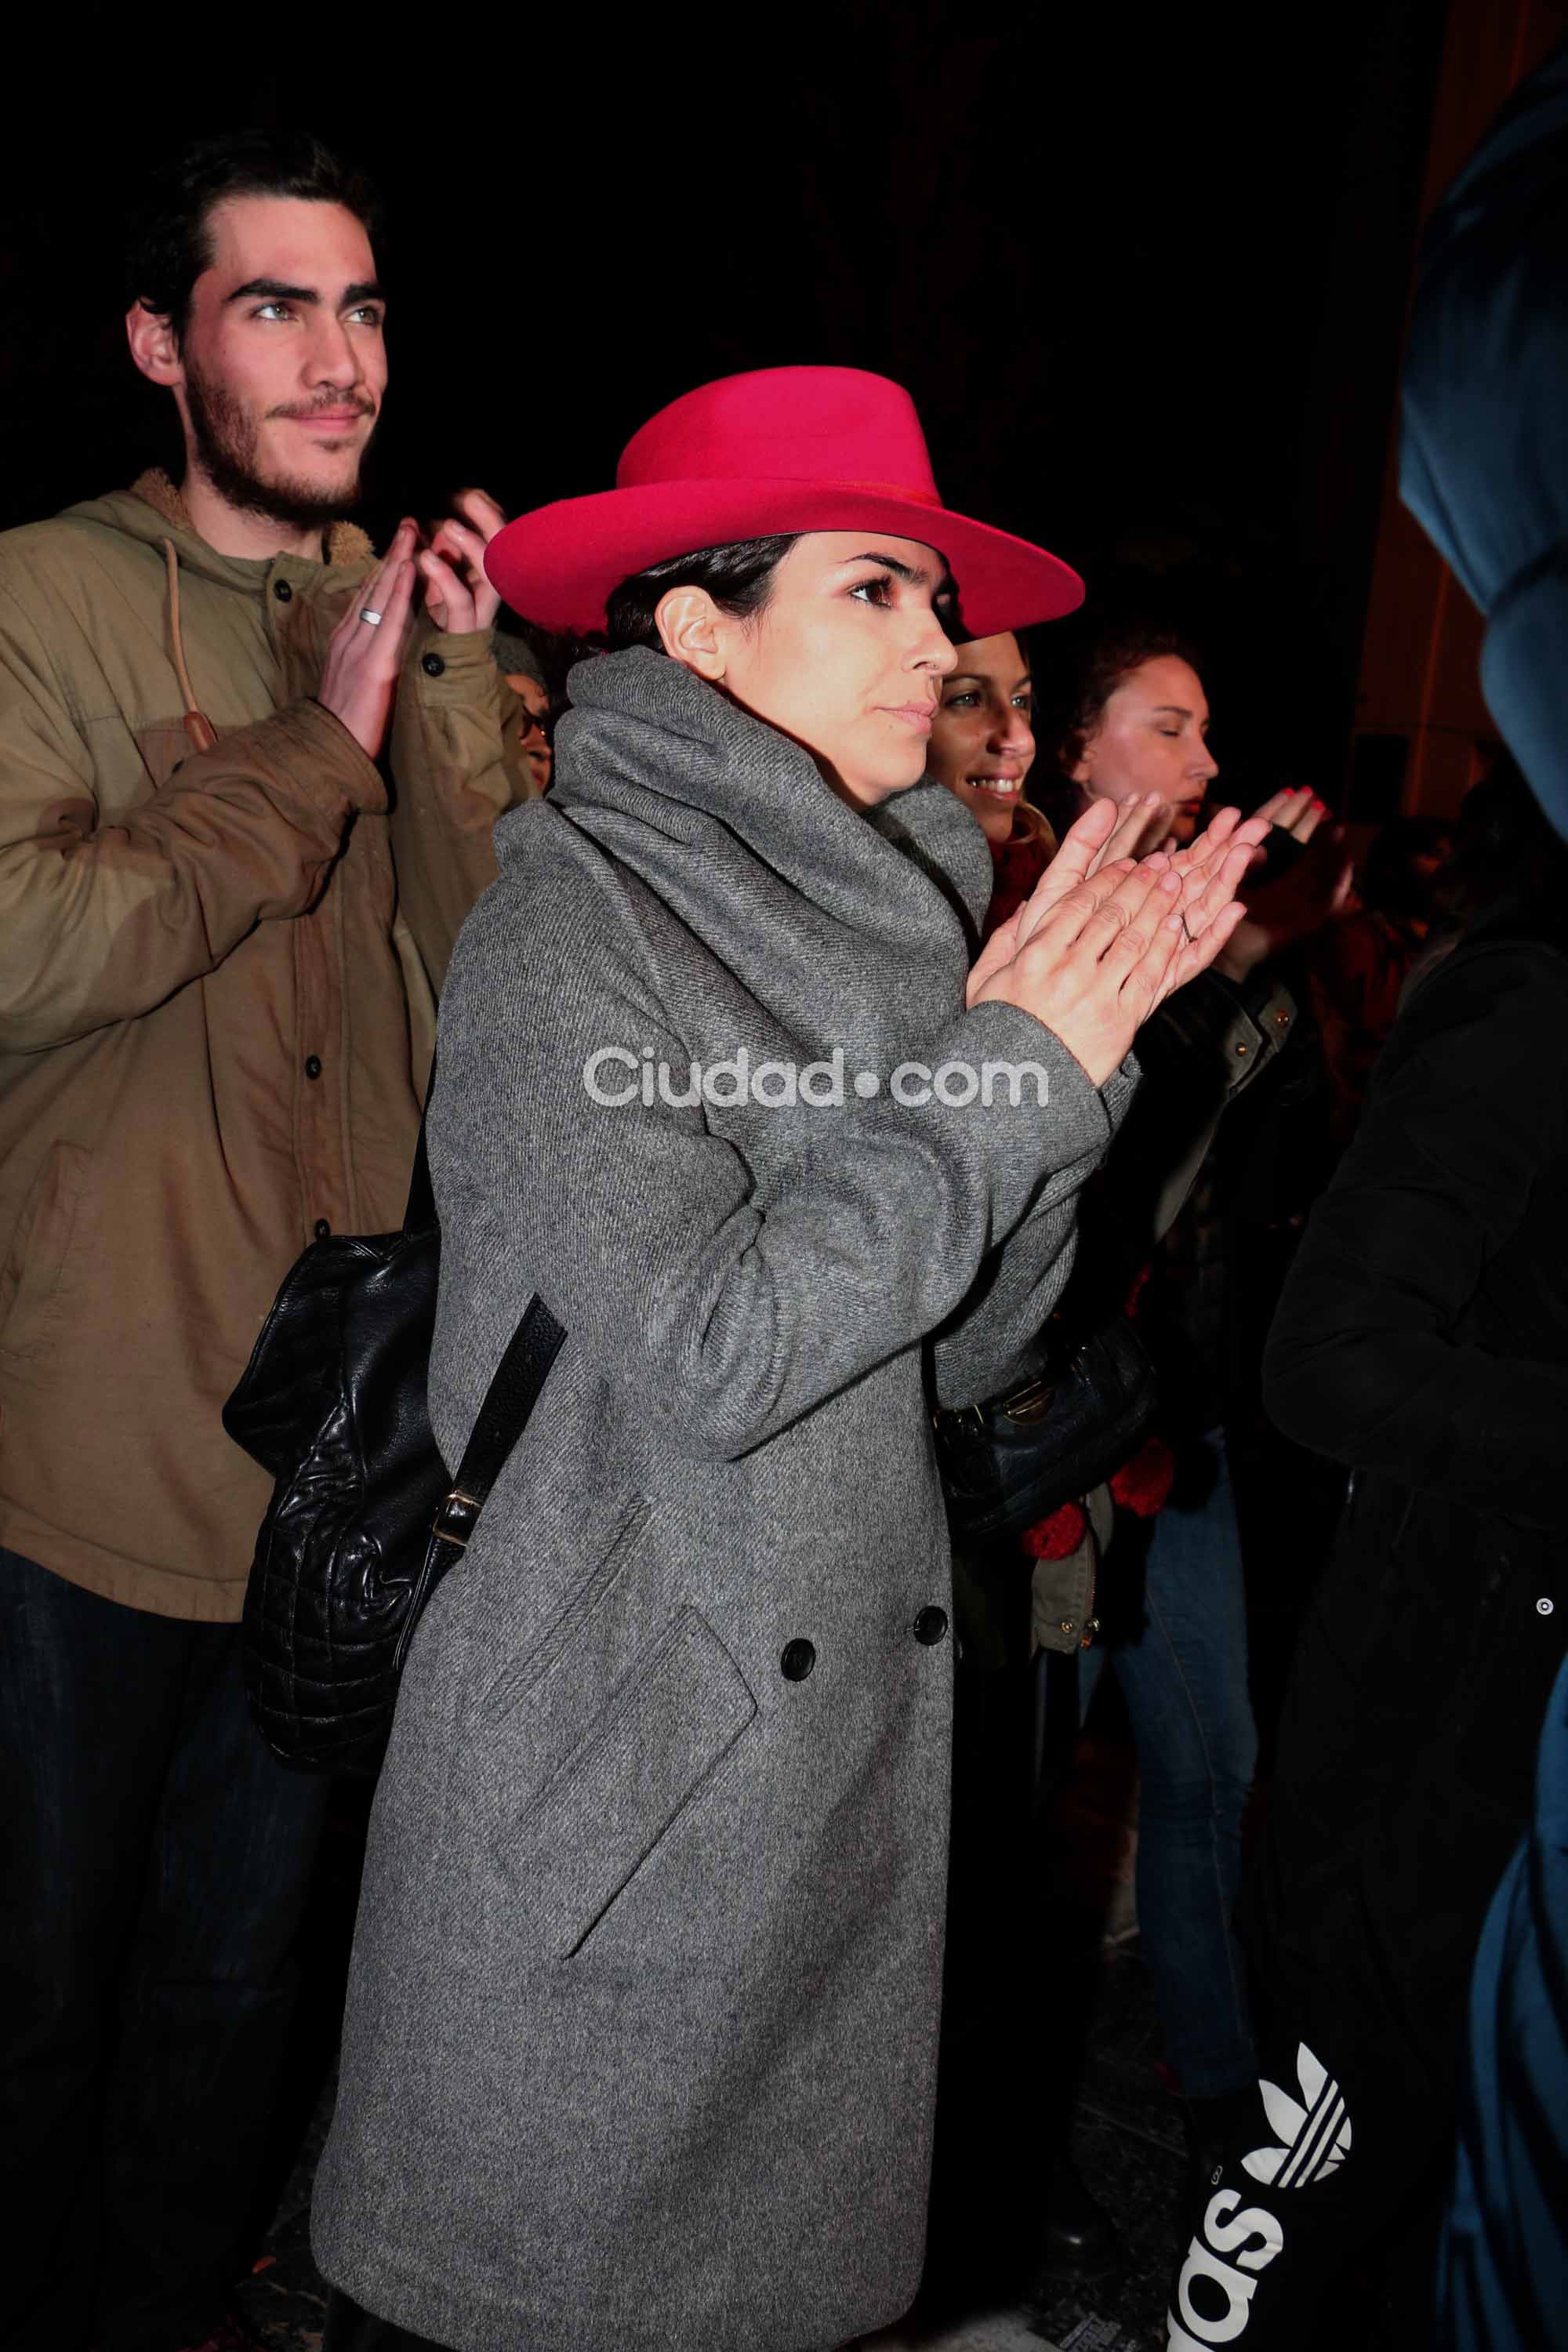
[513,699,557,747]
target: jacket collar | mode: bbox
[125,468,376,575]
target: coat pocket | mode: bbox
[503,1605,757,1961]
[0,1143,92,1358]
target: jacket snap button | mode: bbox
[304,1054,322,1080]
[422,652,446,678]
[780,1638,815,1681]
[1538,1597,1555,1616]
[913,1606,949,1646]
[1234,1041,1248,1055]
[273,579,292,602]
[313,1218,332,1241]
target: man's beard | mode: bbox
[183,354,374,531]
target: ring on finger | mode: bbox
[359,607,384,628]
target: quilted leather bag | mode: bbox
[223,1120,564,1775]
[933,1312,1157,1544]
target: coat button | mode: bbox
[304,1054,322,1080]
[913,1606,949,1646]
[273,579,292,602]
[313,1218,332,1241]
[780,1639,816,1681]
[422,652,446,678]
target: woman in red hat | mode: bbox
[312,368,1264,2352]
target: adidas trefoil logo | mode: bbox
[1242,2041,1352,2189]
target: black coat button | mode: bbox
[304,1054,322,1080]
[313,1218,332,1241]
[780,1639,816,1682]
[913,1606,949,1646]
[421,652,445,678]
[273,579,292,602]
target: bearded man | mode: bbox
[0,131,519,2352]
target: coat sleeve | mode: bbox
[928,1051,1137,1407]
[0,581,384,1052]
[387,623,519,994]
[1263,940,1568,1528]
[430,866,1118,1464]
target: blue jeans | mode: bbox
[0,1549,330,2352]
[1078,1435,1258,2099]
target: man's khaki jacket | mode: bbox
[0,474,518,1620]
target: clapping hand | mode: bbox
[316,517,421,760]
[417,488,507,634]
[967,815,1255,1085]
[1213,786,1353,979]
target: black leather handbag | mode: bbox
[933,1312,1157,1545]
[223,1122,564,1776]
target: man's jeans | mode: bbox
[1079,1433,1258,2100]
[0,1548,330,2352]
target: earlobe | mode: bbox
[125,302,183,389]
[654,587,727,681]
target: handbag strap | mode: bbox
[403,1064,438,1235]
[405,1055,567,1541]
[430,1294,567,1550]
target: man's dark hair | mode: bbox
[604,535,800,653]
[125,130,382,341]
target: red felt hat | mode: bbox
[485,365,1083,638]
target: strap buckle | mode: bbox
[433,1488,481,1548]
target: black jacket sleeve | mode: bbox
[1263,935,1568,1529]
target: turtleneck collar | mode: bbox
[529,647,995,1062]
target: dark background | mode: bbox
[0,3,1449,793]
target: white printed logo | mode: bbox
[1241,2042,1352,2189]
[1166,2045,1353,2346]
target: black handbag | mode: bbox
[223,1115,564,1776]
[933,1312,1157,1545]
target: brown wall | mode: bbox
[1351,0,1568,820]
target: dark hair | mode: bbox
[1026,617,1205,834]
[1438,750,1568,939]
[125,130,382,339]
[1046,620,1205,777]
[1359,815,1452,923]
[604,535,800,653]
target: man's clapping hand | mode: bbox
[316,517,421,762]
[417,488,507,634]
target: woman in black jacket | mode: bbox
[1165,767,1568,2350]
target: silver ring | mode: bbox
[358,607,383,628]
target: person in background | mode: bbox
[1171,45,1568,2347]
[494,625,554,796]
[925,623,1343,2292]
[0,130,519,2352]
[1171,757,1568,2352]
[1308,813,1451,1147]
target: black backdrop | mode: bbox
[0,2,1448,791]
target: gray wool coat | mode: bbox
[312,648,1136,2352]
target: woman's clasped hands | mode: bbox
[966,793,1269,1086]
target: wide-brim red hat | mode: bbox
[485,365,1083,638]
